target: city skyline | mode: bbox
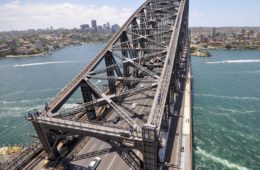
[0,0,260,31]
[0,0,142,32]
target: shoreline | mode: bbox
[5,53,46,58]
[191,50,211,57]
[200,47,260,51]
[3,41,107,59]
[191,48,260,57]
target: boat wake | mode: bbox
[196,147,249,170]
[206,59,260,64]
[13,61,77,67]
[0,105,43,118]
[0,88,60,99]
[218,108,255,113]
[194,93,260,100]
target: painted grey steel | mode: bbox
[14,0,192,170]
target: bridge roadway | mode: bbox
[68,84,156,169]
[28,82,156,170]
[25,72,188,170]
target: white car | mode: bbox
[131,103,137,109]
[88,157,101,170]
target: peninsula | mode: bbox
[190,27,260,51]
[0,21,120,58]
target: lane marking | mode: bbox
[79,141,97,167]
[103,143,112,158]
[89,142,98,152]
[107,155,117,170]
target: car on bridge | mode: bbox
[87,157,101,170]
[112,115,121,124]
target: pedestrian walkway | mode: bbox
[180,69,192,170]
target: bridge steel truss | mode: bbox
[26,0,190,169]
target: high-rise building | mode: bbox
[106,22,110,29]
[112,24,120,33]
[97,26,103,32]
[91,20,97,32]
[211,27,217,40]
[80,24,90,31]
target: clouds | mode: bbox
[192,11,205,17]
[0,1,134,31]
[190,0,260,27]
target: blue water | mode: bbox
[0,43,104,145]
[192,50,260,170]
[0,45,259,170]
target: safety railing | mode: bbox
[29,116,142,140]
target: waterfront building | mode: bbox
[35,39,44,49]
[0,44,9,57]
[6,40,17,50]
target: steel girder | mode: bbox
[26,0,190,169]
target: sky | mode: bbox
[190,0,260,27]
[0,0,259,31]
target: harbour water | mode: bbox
[0,43,104,145]
[0,44,259,169]
[192,50,260,170]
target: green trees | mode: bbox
[224,44,232,49]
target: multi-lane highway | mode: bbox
[68,85,156,170]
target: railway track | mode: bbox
[23,151,46,170]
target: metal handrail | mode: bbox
[31,116,142,139]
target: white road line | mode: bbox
[89,143,96,152]
[107,155,117,170]
[104,145,110,158]
[80,141,97,166]
[97,143,109,159]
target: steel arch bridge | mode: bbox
[20,0,190,169]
